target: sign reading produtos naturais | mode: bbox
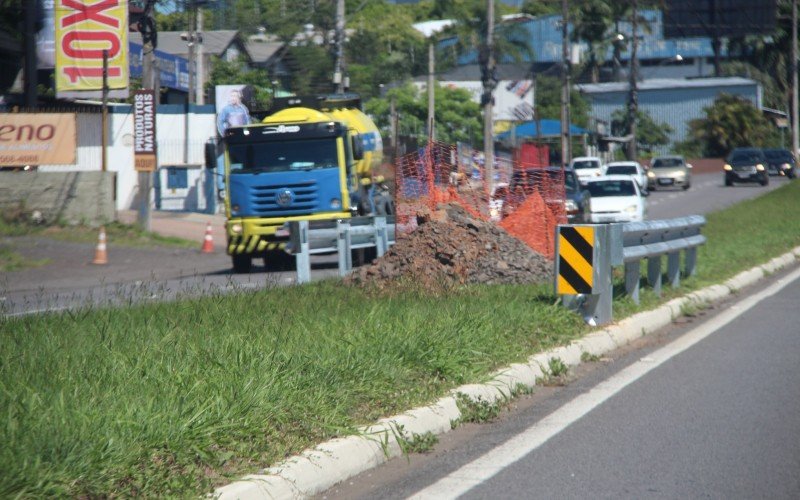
[133,90,157,172]
[0,114,77,166]
[55,0,129,98]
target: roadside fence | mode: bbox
[394,141,566,258]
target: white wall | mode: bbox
[39,107,216,211]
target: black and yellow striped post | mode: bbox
[556,226,595,295]
[555,224,616,326]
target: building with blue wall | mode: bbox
[576,77,761,155]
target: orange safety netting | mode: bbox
[395,141,567,259]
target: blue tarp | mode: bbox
[496,119,588,141]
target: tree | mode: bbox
[206,57,276,110]
[534,75,590,128]
[676,94,779,158]
[347,3,427,99]
[610,108,672,157]
[365,82,482,146]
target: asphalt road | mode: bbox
[320,265,800,500]
[1,172,790,316]
[646,171,790,220]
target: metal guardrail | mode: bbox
[621,215,706,304]
[556,216,707,325]
[288,216,396,284]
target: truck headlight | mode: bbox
[724,164,732,171]
[625,204,638,213]
[230,223,243,234]
[330,198,341,209]
[756,164,765,171]
[564,199,578,212]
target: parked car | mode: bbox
[569,156,604,186]
[762,148,797,178]
[724,147,769,186]
[647,155,692,190]
[585,175,647,223]
[603,161,649,191]
[504,166,591,223]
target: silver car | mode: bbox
[647,155,692,190]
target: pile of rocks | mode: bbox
[347,204,553,288]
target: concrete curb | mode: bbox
[214,246,800,499]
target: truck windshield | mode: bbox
[227,138,338,173]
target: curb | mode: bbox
[214,246,800,499]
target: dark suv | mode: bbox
[762,148,797,178]
[725,148,769,186]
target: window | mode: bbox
[587,180,636,197]
[227,138,339,174]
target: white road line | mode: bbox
[408,266,800,500]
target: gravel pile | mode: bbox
[347,204,553,288]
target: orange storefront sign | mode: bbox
[55,0,129,97]
[0,114,77,166]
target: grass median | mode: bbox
[3,181,800,497]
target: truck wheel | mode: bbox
[232,254,252,273]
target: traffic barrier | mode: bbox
[91,226,108,265]
[555,216,706,325]
[201,222,214,253]
[287,216,396,284]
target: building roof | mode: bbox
[245,40,284,64]
[411,19,455,38]
[130,30,241,58]
[576,77,757,94]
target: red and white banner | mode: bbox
[55,0,129,98]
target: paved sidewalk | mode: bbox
[117,210,227,251]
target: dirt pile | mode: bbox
[347,204,553,288]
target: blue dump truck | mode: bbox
[219,94,392,272]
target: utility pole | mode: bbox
[196,8,204,105]
[792,0,798,161]
[560,0,571,169]
[626,0,639,161]
[334,0,345,93]
[484,0,496,194]
[102,50,109,173]
[428,41,435,142]
[23,0,37,108]
[138,0,158,231]
[186,3,196,105]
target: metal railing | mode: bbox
[557,216,707,325]
[621,215,706,304]
[288,216,396,283]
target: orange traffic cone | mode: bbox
[92,226,108,265]
[201,222,214,253]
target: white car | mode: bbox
[569,156,604,186]
[603,160,649,191]
[585,175,647,223]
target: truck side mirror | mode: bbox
[352,135,364,161]
[205,140,218,169]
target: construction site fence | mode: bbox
[394,141,567,259]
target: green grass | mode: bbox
[2,181,800,497]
